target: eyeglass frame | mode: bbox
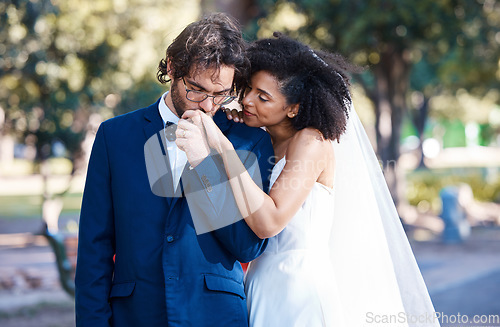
[181,78,237,106]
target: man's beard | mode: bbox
[170,79,190,118]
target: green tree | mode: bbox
[251,0,500,204]
[1,0,200,171]
[0,0,200,295]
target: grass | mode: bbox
[0,193,82,220]
[0,158,83,219]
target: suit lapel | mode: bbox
[165,161,189,217]
[143,99,178,208]
[143,98,165,145]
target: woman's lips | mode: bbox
[243,109,255,117]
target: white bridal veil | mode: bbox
[327,105,439,326]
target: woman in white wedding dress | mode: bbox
[185,33,439,327]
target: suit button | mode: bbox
[201,175,213,193]
[166,235,174,242]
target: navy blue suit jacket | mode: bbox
[75,99,274,327]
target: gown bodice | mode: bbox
[264,157,335,255]
[244,156,341,327]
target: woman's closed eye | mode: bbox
[258,94,269,102]
[246,85,270,102]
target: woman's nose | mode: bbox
[242,93,253,107]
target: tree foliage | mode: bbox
[251,0,500,202]
[0,0,199,168]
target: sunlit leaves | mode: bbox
[257,2,307,38]
[256,0,499,109]
[1,0,200,164]
[430,89,500,126]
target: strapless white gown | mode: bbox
[244,157,344,326]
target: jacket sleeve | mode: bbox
[182,132,274,262]
[75,124,115,327]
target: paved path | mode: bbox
[411,227,500,326]
[0,232,74,327]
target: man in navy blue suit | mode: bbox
[75,13,274,326]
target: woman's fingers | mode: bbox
[222,106,233,120]
[222,107,244,123]
[230,109,240,122]
[234,109,244,123]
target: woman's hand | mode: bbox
[222,107,244,123]
[181,110,232,155]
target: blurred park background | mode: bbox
[0,0,500,326]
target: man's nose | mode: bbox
[198,97,216,113]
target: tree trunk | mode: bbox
[412,96,430,169]
[0,107,15,165]
[373,46,411,206]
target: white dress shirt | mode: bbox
[158,92,187,192]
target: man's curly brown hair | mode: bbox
[157,13,249,94]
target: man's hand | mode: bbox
[175,111,210,167]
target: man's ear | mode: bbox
[287,104,299,118]
[166,60,174,80]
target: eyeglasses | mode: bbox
[182,78,236,106]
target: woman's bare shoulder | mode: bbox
[287,128,331,159]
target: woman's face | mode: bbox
[241,71,292,128]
